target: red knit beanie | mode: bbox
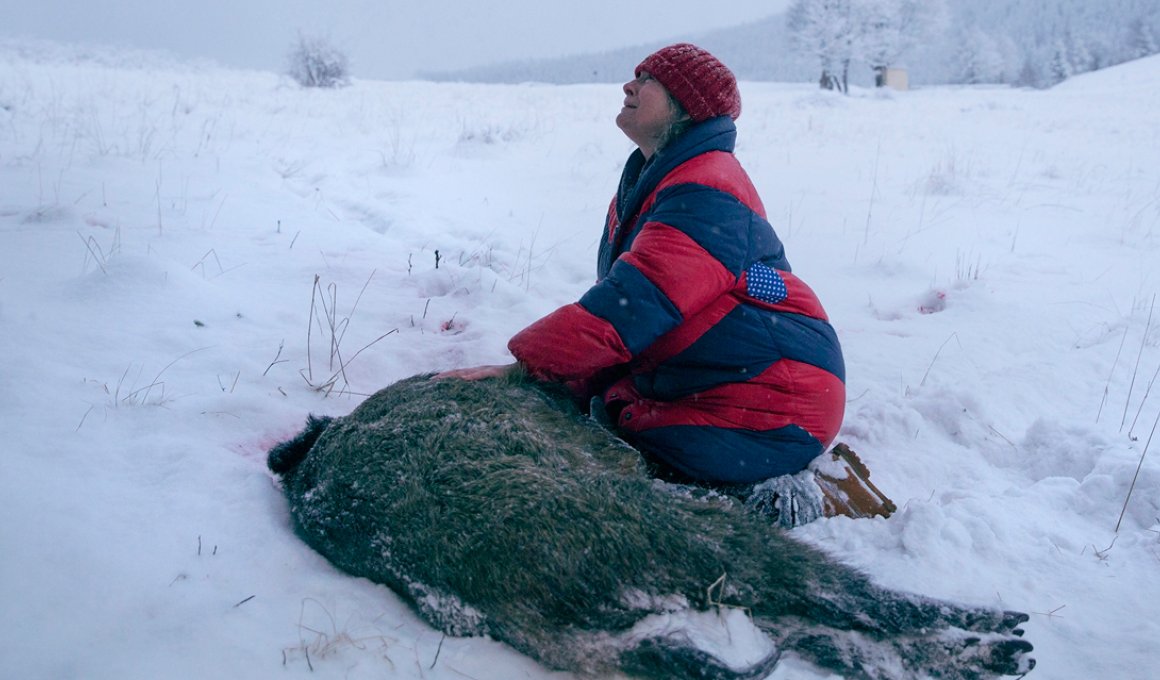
[635,43,741,122]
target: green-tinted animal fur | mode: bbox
[270,372,1034,679]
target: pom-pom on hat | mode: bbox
[635,43,741,122]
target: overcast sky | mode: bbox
[0,1,790,79]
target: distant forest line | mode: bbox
[424,0,1160,88]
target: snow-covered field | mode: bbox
[2,41,1158,679]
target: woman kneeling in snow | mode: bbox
[442,44,892,526]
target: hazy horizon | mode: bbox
[0,0,790,80]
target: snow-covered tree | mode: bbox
[775,0,1160,89]
[787,0,858,92]
[952,27,1007,84]
[787,0,947,90]
[937,0,1160,86]
[287,34,350,88]
[1048,39,1073,84]
[1013,56,1043,88]
[1128,16,1159,59]
[1066,31,1096,74]
[857,0,948,86]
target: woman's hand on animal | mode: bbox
[435,363,518,381]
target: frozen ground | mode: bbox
[2,40,1158,679]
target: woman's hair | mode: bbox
[655,95,693,154]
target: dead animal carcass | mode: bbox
[268,373,1034,679]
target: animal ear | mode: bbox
[267,414,333,475]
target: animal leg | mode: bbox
[619,634,782,680]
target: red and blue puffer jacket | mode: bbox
[509,116,844,485]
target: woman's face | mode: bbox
[616,72,678,158]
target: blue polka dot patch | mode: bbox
[746,262,788,304]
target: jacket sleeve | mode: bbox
[509,184,743,383]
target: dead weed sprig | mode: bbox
[1121,294,1155,432]
[1127,360,1160,438]
[281,598,395,672]
[1097,326,1129,423]
[263,340,287,376]
[300,272,398,397]
[1116,406,1159,533]
[112,347,208,407]
[191,248,243,279]
[77,227,121,275]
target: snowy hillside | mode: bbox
[427,0,1160,88]
[2,43,1159,679]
